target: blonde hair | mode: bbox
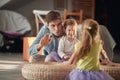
[78,19,100,59]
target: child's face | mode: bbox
[65,25,77,39]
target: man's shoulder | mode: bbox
[41,24,49,30]
[39,24,50,32]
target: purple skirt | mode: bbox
[65,68,115,80]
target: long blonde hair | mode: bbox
[78,19,100,59]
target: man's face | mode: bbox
[48,19,63,37]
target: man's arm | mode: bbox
[28,25,50,55]
[37,33,52,55]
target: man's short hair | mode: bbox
[46,11,61,23]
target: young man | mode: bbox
[28,10,64,62]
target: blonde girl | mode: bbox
[65,19,114,80]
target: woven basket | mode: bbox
[100,65,120,80]
[22,62,75,80]
[22,62,120,80]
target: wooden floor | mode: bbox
[0,53,26,80]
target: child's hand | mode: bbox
[100,58,117,66]
[63,55,71,60]
[100,40,104,46]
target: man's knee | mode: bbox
[29,54,45,63]
[45,54,55,62]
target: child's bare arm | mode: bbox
[100,48,116,66]
[67,51,79,65]
[100,49,108,60]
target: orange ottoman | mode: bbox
[23,37,36,61]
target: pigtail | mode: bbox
[77,19,99,60]
[78,29,92,59]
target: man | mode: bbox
[28,10,64,62]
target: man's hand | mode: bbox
[37,33,52,51]
[40,33,52,46]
